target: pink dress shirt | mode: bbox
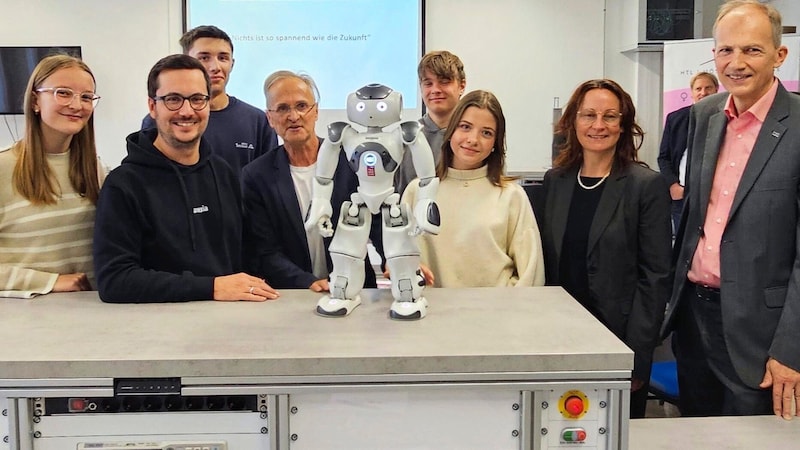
[687,79,780,288]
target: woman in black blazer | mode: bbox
[541,79,672,418]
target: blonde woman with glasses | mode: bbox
[540,79,672,418]
[0,54,104,298]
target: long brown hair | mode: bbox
[553,79,645,171]
[438,90,514,187]
[12,54,99,205]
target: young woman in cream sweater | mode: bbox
[403,90,544,288]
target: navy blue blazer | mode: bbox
[241,141,378,289]
[657,105,691,187]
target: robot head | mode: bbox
[346,83,402,128]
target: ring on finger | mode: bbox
[249,286,255,295]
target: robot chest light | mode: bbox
[348,142,398,176]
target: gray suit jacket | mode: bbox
[542,162,672,380]
[662,84,800,388]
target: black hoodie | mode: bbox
[94,129,243,303]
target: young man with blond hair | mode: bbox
[394,50,466,194]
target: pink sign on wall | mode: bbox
[663,35,800,121]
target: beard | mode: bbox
[162,130,201,151]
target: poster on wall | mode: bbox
[662,35,800,120]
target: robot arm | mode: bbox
[401,121,436,180]
[400,121,440,236]
[304,122,351,237]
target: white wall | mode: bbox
[425,0,605,173]
[0,0,183,167]
[772,0,800,29]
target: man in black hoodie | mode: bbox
[93,54,279,303]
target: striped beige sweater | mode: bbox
[0,148,97,298]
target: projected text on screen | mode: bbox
[187,0,422,111]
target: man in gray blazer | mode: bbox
[662,0,800,419]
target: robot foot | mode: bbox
[316,295,362,317]
[389,297,429,321]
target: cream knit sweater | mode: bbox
[402,165,545,288]
[0,148,97,298]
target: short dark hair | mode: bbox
[180,25,234,54]
[147,54,211,98]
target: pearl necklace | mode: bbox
[577,168,610,190]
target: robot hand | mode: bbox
[304,199,334,238]
[412,199,440,236]
[410,177,440,236]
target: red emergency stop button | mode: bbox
[558,390,590,418]
[564,395,585,415]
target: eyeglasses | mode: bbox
[268,102,317,117]
[35,87,100,108]
[152,93,210,111]
[577,110,622,125]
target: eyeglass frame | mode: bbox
[35,87,101,108]
[152,93,210,111]
[267,101,317,117]
[576,109,623,125]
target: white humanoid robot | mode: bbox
[304,83,440,320]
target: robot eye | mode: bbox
[356,102,366,111]
[376,101,388,112]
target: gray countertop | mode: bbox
[0,287,632,380]
[629,416,800,448]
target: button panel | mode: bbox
[561,427,587,442]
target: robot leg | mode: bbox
[382,201,428,320]
[316,200,372,317]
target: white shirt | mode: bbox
[678,150,687,187]
[290,163,328,280]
